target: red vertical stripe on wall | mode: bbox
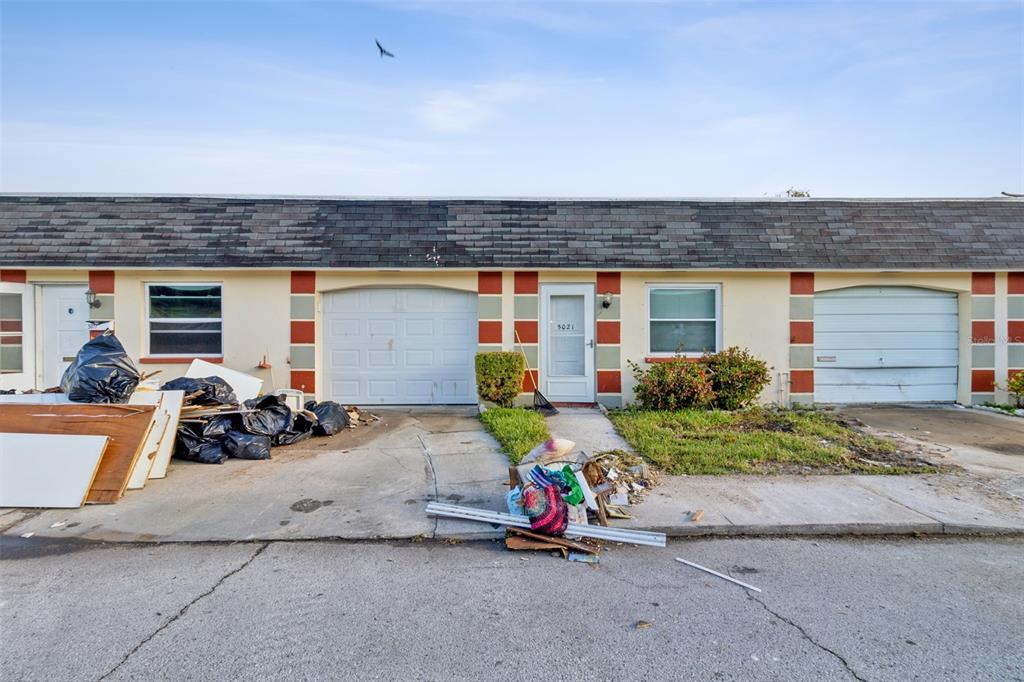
[1008,321,1024,343]
[521,369,539,393]
[971,321,995,343]
[596,272,621,295]
[1009,272,1024,295]
[971,272,995,295]
[790,272,814,295]
[596,320,620,344]
[291,370,316,393]
[291,271,316,294]
[514,271,539,294]
[478,321,502,344]
[789,321,814,344]
[1,270,27,284]
[597,370,621,393]
[478,272,502,294]
[971,369,995,393]
[88,270,115,294]
[291,321,315,344]
[790,370,814,394]
[514,320,538,343]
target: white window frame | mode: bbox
[646,283,722,357]
[144,282,224,358]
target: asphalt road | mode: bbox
[1,536,1022,681]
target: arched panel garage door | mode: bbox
[323,288,478,405]
[814,286,958,403]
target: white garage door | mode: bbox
[323,288,478,405]
[814,287,958,403]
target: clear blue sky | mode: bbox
[2,1,1021,196]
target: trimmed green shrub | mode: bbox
[703,347,773,409]
[475,352,525,408]
[628,359,715,410]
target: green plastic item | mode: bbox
[561,465,585,506]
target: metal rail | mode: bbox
[425,502,667,548]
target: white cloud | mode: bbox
[417,78,542,133]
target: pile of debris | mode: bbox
[0,332,357,509]
[426,438,666,562]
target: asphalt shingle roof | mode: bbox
[1,195,1021,270]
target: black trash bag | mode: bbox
[200,414,238,439]
[160,376,237,406]
[60,333,141,403]
[273,411,316,447]
[222,430,272,460]
[304,400,350,436]
[240,394,292,437]
[172,424,228,464]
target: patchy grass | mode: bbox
[608,407,936,475]
[480,407,551,464]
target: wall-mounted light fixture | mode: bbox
[85,289,102,309]
[601,292,613,309]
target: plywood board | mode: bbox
[0,394,72,404]
[133,390,184,480]
[0,404,156,504]
[126,394,169,490]
[0,433,108,508]
[185,359,262,403]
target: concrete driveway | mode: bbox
[2,408,509,543]
[839,405,1024,502]
[840,404,1024,459]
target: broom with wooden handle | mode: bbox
[514,329,559,416]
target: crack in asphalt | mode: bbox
[416,434,440,538]
[744,591,867,682]
[96,542,270,682]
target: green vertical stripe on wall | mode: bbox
[477,295,502,320]
[514,295,538,319]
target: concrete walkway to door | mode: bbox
[1,408,510,543]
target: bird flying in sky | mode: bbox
[375,39,394,58]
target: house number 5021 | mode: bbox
[556,323,577,331]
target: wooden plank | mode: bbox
[126,398,168,490]
[0,433,108,508]
[146,390,184,479]
[0,404,156,504]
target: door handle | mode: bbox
[587,339,595,349]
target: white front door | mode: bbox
[540,284,595,403]
[39,285,90,389]
[0,282,36,391]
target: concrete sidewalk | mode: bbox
[5,406,1022,544]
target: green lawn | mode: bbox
[480,407,551,464]
[608,408,934,475]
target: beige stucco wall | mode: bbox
[114,270,291,391]
[620,272,791,404]
[15,268,996,406]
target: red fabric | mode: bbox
[523,485,568,535]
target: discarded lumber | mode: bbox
[0,404,156,504]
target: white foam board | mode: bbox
[185,359,262,403]
[0,433,108,508]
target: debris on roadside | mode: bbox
[425,437,666,563]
